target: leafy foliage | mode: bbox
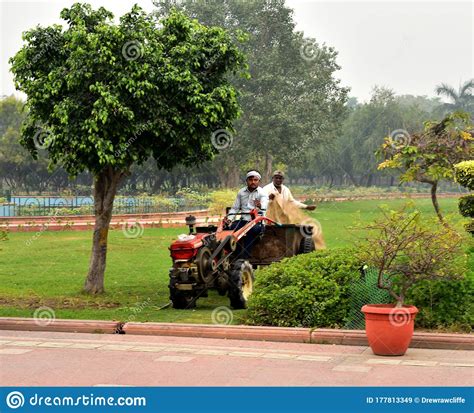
[378,111,473,221]
[459,195,474,218]
[10,3,247,176]
[155,0,349,183]
[245,249,362,327]
[358,206,467,306]
[378,112,473,184]
[454,160,474,190]
[405,276,473,331]
[454,160,474,235]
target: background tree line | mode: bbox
[1,0,473,195]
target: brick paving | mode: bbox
[0,330,472,386]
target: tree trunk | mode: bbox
[430,181,444,223]
[366,173,374,187]
[84,167,124,294]
[226,165,240,187]
[263,153,273,184]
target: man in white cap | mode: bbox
[227,170,269,258]
[264,170,316,210]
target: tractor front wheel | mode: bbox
[228,259,254,309]
[169,277,197,309]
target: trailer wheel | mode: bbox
[299,236,315,254]
[228,259,254,309]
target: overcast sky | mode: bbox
[1,0,472,102]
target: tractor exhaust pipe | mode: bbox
[185,215,197,234]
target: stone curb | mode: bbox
[0,318,120,334]
[0,318,472,350]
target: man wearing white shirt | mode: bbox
[227,170,269,258]
[263,170,316,211]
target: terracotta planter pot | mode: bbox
[361,304,418,356]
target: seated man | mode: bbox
[227,170,269,259]
[263,170,316,210]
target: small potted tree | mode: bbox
[359,207,465,356]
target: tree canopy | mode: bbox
[154,0,349,184]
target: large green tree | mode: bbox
[155,0,348,184]
[10,3,246,293]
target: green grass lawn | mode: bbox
[0,197,470,325]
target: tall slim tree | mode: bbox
[10,3,246,293]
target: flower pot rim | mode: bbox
[361,304,418,315]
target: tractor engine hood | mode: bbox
[169,233,207,260]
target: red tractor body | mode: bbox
[168,209,316,309]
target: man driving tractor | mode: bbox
[227,170,269,258]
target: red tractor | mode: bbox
[168,209,316,309]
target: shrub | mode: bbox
[407,242,473,331]
[454,161,474,235]
[459,195,474,218]
[358,207,465,306]
[245,249,362,328]
[405,276,473,332]
[454,160,474,190]
[209,189,237,216]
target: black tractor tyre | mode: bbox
[299,236,315,254]
[228,259,254,309]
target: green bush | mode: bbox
[245,245,472,331]
[246,249,362,328]
[454,161,474,236]
[405,276,473,332]
[459,195,474,218]
[454,160,474,190]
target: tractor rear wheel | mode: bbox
[228,259,254,309]
[299,236,315,254]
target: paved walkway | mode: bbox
[0,330,472,386]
